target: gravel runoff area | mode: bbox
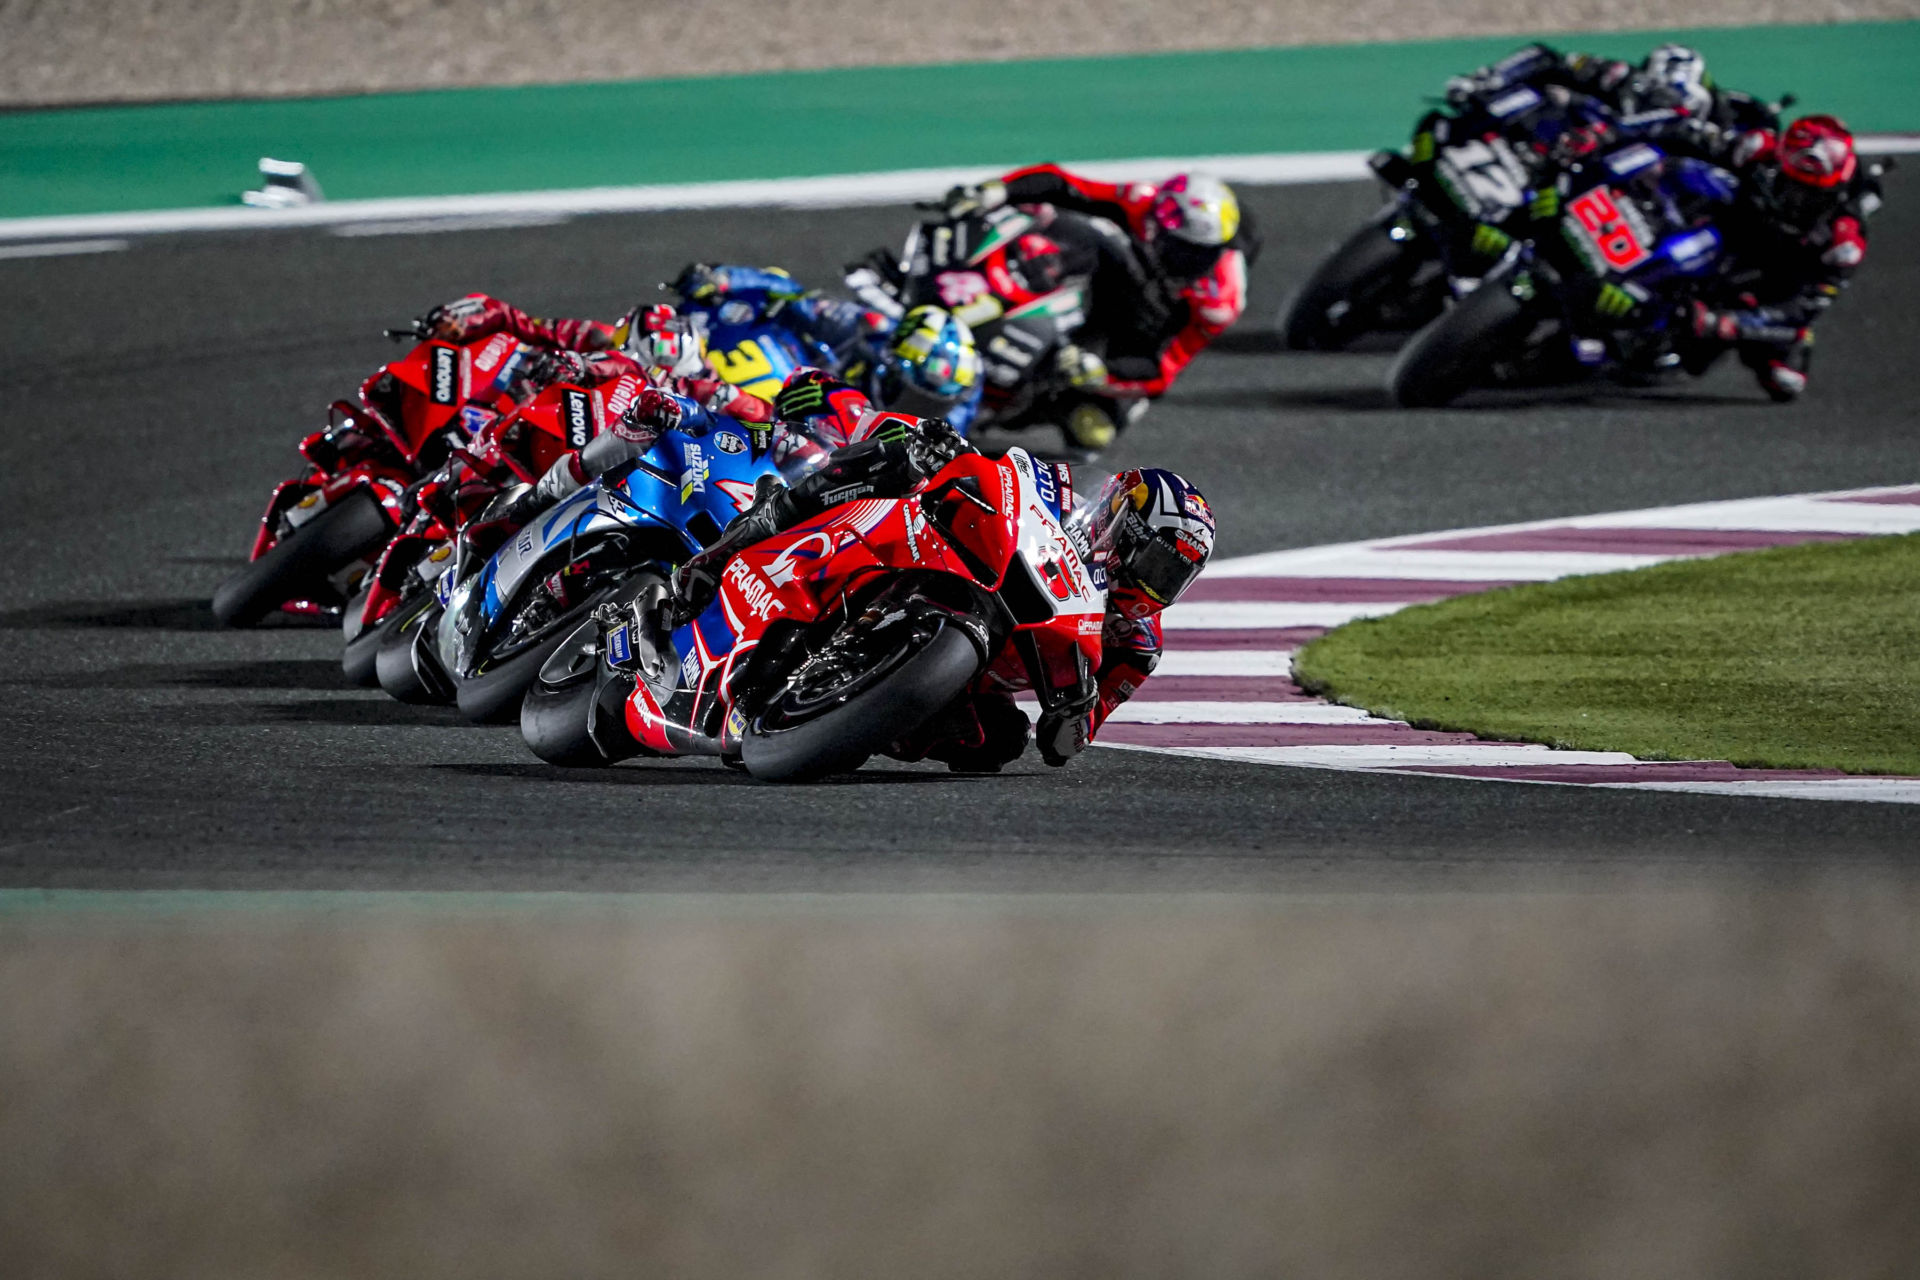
[5,891,1918,1279]
[4,0,1917,106]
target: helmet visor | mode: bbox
[1124,532,1207,606]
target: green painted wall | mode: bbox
[2,22,1915,219]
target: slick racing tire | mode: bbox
[518,573,656,764]
[374,594,452,705]
[741,621,982,784]
[455,598,606,726]
[211,486,392,627]
[1387,274,1529,408]
[1279,218,1422,351]
[340,584,380,687]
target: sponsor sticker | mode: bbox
[429,345,459,405]
[680,442,708,501]
[718,300,754,326]
[724,557,788,620]
[607,623,633,668]
[563,389,593,449]
[714,431,747,455]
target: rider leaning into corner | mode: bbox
[610,372,1216,773]
[938,166,1261,455]
[1683,115,1882,401]
[667,264,989,431]
[1436,45,1883,402]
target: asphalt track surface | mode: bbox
[4,175,1920,890]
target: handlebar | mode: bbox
[384,323,426,342]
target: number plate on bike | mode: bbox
[1561,186,1655,276]
[1435,137,1530,219]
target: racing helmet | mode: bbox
[1148,173,1241,247]
[1765,115,1859,227]
[877,306,982,418]
[613,302,707,380]
[1081,468,1216,619]
[1641,44,1714,117]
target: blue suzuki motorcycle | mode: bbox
[374,416,788,724]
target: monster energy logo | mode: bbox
[774,380,831,420]
[1594,284,1636,319]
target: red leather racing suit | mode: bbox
[994,164,1252,398]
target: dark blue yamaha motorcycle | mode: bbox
[1385,140,1744,406]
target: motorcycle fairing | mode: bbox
[618,447,1102,761]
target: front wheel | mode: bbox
[1387,274,1530,408]
[211,486,393,627]
[1278,216,1428,350]
[374,594,451,704]
[742,621,983,783]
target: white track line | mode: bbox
[1160,601,1408,629]
[0,238,128,259]
[6,135,1912,242]
[1155,650,1297,677]
[0,150,1371,242]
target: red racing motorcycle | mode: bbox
[211,325,538,626]
[340,374,639,686]
[520,447,1103,781]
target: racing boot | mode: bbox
[666,473,799,622]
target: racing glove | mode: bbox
[420,294,507,342]
[615,386,685,440]
[523,349,593,390]
[942,180,1007,219]
[668,474,796,622]
[1056,344,1109,389]
[671,262,724,301]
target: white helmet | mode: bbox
[1147,173,1242,247]
[614,302,707,380]
[1643,44,1713,117]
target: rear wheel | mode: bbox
[742,619,983,783]
[211,486,393,627]
[1279,217,1427,351]
[1387,274,1530,408]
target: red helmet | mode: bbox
[1778,115,1858,190]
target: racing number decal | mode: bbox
[1438,139,1528,218]
[707,339,784,400]
[1566,188,1653,274]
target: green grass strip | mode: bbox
[2,21,1917,219]
[1295,533,1920,776]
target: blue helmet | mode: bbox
[878,305,981,417]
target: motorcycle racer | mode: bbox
[672,265,986,429]
[939,166,1259,453]
[648,383,1216,770]
[1685,115,1882,401]
[1444,42,1779,163]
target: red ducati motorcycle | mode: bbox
[521,447,1102,781]
[211,325,538,626]
[340,374,643,687]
